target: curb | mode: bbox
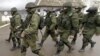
[0,23,10,29]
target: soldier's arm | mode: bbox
[15,15,22,30]
[96,16,100,26]
[79,13,84,29]
[50,15,57,30]
[95,15,100,35]
[24,14,40,34]
[57,13,62,29]
[10,17,16,31]
[80,14,87,29]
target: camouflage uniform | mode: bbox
[10,7,22,50]
[71,5,84,44]
[40,11,58,47]
[96,15,100,35]
[79,7,100,52]
[56,2,74,54]
[21,2,43,56]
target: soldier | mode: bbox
[39,10,58,47]
[10,7,22,51]
[21,2,43,56]
[56,2,74,54]
[71,4,85,45]
[79,6,100,52]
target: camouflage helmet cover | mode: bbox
[11,7,17,12]
[25,2,36,9]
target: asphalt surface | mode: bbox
[0,26,100,56]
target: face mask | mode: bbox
[30,9,36,13]
[26,8,32,14]
[11,11,16,15]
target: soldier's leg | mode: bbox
[11,36,17,51]
[50,30,58,46]
[87,34,96,48]
[16,37,21,48]
[16,32,21,48]
[21,45,28,56]
[40,29,49,47]
[71,31,78,45]
[84,29,96,48]
[61,31,73,53]
[79,37,88,52]
[89,40,96,48]
[21,37,29,56]
[79,34,89,52]
[56,40,64,54]
[71,29,79,45]
[29,34,43,56]
[56,31,73,54]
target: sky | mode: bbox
[0,0,36,11]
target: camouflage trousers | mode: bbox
[57,30,72,53]
[21,33,43,56]
[81,28,95,49]
[11,31,21,48]
[71,28,79,44]
[41,28,58,46]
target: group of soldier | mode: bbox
[5,1,100,56]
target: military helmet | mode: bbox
[87,6,98,12]
[11,7,17,12]
[63,2,72,7]
[25,2,36,9]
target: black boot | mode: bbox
[66,43,74,53]
[79,42,88,52]
[56,41,64,54]
[17,38,21,48]
[11,37,17,51]
[79,46,85,52]
[67,46,74,53]
[10,44,17,51]
[91,41,96,48]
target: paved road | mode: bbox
[0,26,100,56]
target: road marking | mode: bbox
[0,23,10,29]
